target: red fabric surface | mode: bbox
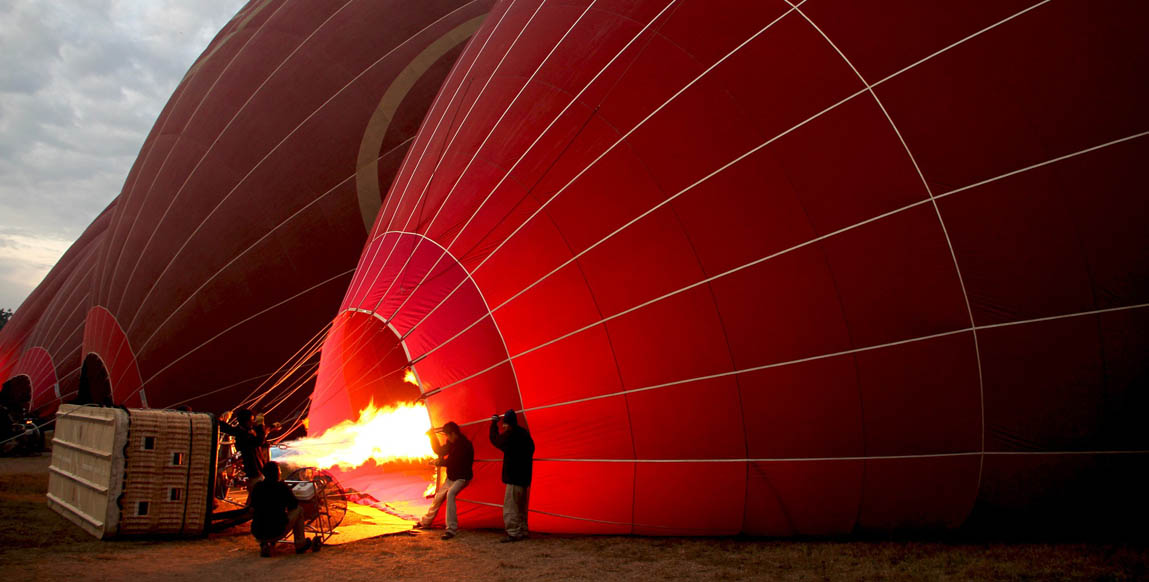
[315,0,1147,535]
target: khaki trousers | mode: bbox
[503,484,529,538]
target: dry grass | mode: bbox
[2,455,1145,581]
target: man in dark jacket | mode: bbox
[489,409,534,542]
[249,461,313,557]
[219,408,268,496]
[415,421,474,539]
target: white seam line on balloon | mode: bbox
[126,267,356,404]
[27,248,92,348]
[387,2,804,355]
[454,327,971,425]
[380,0,680,330]
[36,264,95,351]
[28,248,98,348]
[46,316,85,363]
[365,0,565,318]
[468,450,1149,463]
[344,0,522,306]
[383,0,1060,368]
[40,250,100,347]
[46,310,88,359]
[937,130,1149,199]
[870,0,1055,92]
[447,302,1149,430]
[55,361,81,381]
[786,0,1009,529]
[42,279,93,355]
[117,0,483,332]
[974,302,1149,329]
[401,0,1142,402]
[131,136,414,355]
[104,0,293,312]
[370,0,651,322]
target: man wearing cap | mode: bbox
[415,421,473,540]
[489,409,535,542]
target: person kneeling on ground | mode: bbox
[415,421,474,540]
[250,461,315,557]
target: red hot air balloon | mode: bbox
[315,0,1149,535]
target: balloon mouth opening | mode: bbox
[294,310,437,519]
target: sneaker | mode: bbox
[260,542,272,557]
[499,535,525,543]
[295,539,313,554]
[440,531,456,540]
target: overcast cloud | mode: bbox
[0,0,247,310]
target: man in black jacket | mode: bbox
[415,421,474,540]
[489,409,534,542]
[219,408,268,497]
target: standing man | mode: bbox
[415,421,473,540]
[489,409,534,542]
[219,408,268,497]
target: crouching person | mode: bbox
[250,461,314,557]
[416,421,474,540]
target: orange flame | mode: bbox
[403,368,419,386]
[279,400,434,470]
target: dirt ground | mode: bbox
[2,456,1146,581]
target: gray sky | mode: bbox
[0,0,248,310]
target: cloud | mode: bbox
[0,231,74,308]
[0,0,247,309]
